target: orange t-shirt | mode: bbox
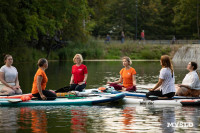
[31,68,48,94]
[120,67,136,88]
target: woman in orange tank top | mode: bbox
[32,58,56,100]
[107,56,137,92]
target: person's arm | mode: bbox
[107,76,123,84]
[132,75,136,86]
[70,74,74,84]
[13,74,20,89]
[179,73,197,89]
[78,74,88,85]
[37,75,46,100]
[0,72,13,89]
[149,78,164,91]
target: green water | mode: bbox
[0,61,199,133]
[14,61,189,93]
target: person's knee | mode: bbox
[8,89,15,95]
[176,87,188,96]
[15,89,22,94]
[75,84,86,92]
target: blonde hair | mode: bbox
[160,55,174,77]
[123,56,132,65]
[73,54,83,63]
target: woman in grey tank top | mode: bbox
[0,54,22,95]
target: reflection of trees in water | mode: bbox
[0,108,20,132]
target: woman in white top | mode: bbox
[0,54,22,95]
[176,62,200,97]
[146,55,176,99]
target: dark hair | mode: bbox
[160,55,174,77]
[37,58,47,67]
[191,62,200,80]
[4,54,12,61]
[191,62,197,70]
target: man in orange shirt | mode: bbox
[107,56,137,91]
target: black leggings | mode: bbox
[69,84,86,92]
[32,90,57,100]
[146,90,175,99]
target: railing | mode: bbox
[99,39,200,45]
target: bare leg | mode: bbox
[175,85,190,96]
[0,87,15,96]
[15,88,22,94]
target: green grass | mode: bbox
[1,39,176,62]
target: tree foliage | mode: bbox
[0,0,199,59]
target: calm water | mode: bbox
[0,61,200,133]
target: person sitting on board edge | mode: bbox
[107,56,137,92]
[176,62,200,97]
[146,55,176,99]
[31,58,56,100]
[69,54,88,92]
[0,54,22,96]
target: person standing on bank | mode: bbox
[146,55,176,99]
[121,31,125,43]
[69,54,88,92]
[0,54,22,96]
[32,58,56,100]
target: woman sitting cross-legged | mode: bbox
[69,54,88,92]
[107,56,137,92]
[176,62,200,97]
[146,55,176,99]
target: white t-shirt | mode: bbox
[182,71,200,90]
[0,65,18,83]
[159,68,176,95]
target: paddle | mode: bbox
[8,97,37,103]
[8,97,59,103]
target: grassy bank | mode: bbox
[55,40,181,60]
[7,40,181,62]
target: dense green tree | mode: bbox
[173,0,200,39]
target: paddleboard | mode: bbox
[0,93,125,106]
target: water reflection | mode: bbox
[18,107,47,133]
[160,107,175,133]
[0,105,199,132]
[121,106,136,132]
[70,108,87,133]
[0,61,200,132]
[0,108,20,132]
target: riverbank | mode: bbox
[7,40,182,62]
[55,40,182,60]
